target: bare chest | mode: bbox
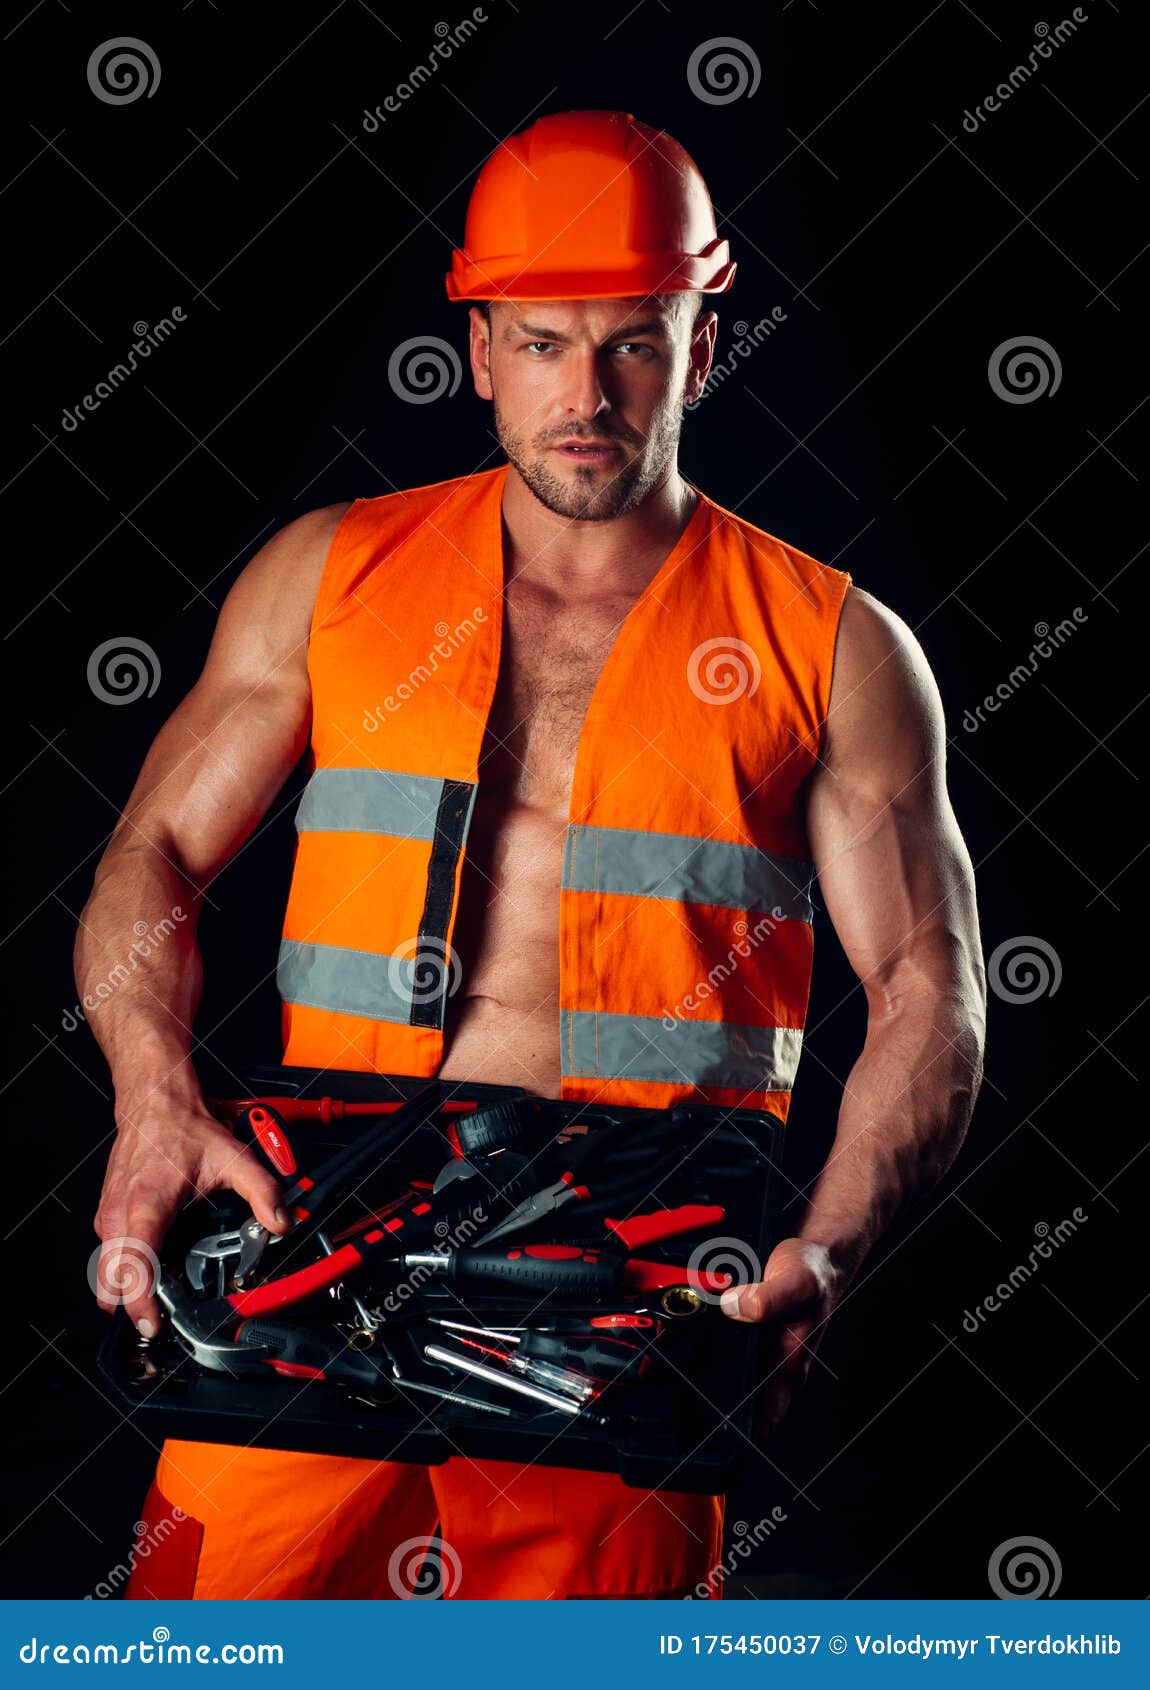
[481,582,643,812]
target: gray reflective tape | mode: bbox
[563,824,812,921]
[561,1009,802,1092]
[277,938,415,1024]
[296,768,452,840]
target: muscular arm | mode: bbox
[798,585,986,1265]
[722,586,987,1424]
[75,504,348,1333]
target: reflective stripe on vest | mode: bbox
[294,768,812,917]
[296,767,457,840]
[563,822,813,922]
[561,1009,802,1092]
[278,937,418,1025]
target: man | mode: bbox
[78,110,985,1598]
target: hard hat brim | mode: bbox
[446,249,736,303]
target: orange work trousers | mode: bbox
[125,1437,724,1600]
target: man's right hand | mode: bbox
[93,1099,292,1337]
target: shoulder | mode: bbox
[348,466,504,528]
[699,491,852,606]
[825,585,946,767]
[230,465,494,610]
[228,502,353,610]
[209,503,352,671]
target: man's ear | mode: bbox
[684,309,718,406]
[469,304,494,401]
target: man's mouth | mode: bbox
[551,441,622,462]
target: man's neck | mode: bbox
[500,461,699,592]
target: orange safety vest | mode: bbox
[279,463,851,1118]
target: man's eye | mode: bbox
[522,341,652,355]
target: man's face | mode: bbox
[469,295,715,522]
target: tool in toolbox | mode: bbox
[471,1107,731,1246]
[186,1082,448,1293]
[104,1072,785,1491]
[186,1149,540,1321]
[168,1241,728,1351]
[156,1277,517,1416]
[207,1093,506,1126]
[431,1319,651,1388]
[160,1087,757,1437]
[399,1243,731,1299]
[423,1342,609,1422]
[421,1305,659,1420]
[430,1313,662,1339]
[231,1317,515,1418]
[230,1103,298,1175]
[186,1093,720,1311]
[185,1089,564,1298]
[456,1344,607,1403]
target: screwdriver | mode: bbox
[233,1317,512,1416]
[222,1153,537,1319]
[516,1327,648,1380]
[423,1341,608,1421]
[440,1331,606,1404]
[402,1243,731,1299]
[208,1093,487,1125]
[430,1311,661,1340]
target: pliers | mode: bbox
[184,1146,540,1321]
[185,1080,447,1294]
[472,1105,714,1245]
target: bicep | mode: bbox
[806,588,983,1010]
[107,504,348,886]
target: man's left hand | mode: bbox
[719,1237,850,1435]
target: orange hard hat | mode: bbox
[445,109,736,303]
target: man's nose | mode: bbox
[559,349,614,422]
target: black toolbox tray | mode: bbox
[99,1065,785,1494]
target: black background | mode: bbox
[2,0,1146,1599]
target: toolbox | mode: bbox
[98,1065,786,1495]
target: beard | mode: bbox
[491,390,681,522]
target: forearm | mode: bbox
[74,834,207,1121]
[796,985,985,1280]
